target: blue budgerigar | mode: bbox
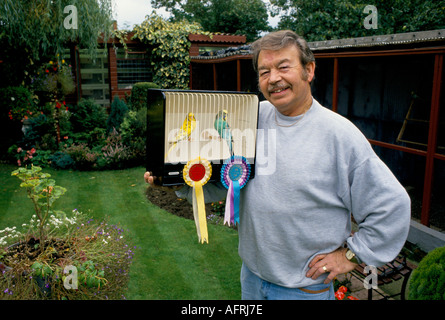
[214,109,234,156]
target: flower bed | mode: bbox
[1,61,156,170]
[0,166,135,299]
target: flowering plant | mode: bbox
[207,201,227,226]
[4,86,40,122]
[33,58,75,99]
[15,147,37,167]
[11,166,66,243]
[335,285,359,300]
[0,166,135,300]
[32,57,75,144]
[210,200,225,216]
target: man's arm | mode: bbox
[306,156,411,283]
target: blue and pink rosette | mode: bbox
[220,156,251,226]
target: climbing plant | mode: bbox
[132,13,212,89]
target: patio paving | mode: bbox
[336,268,413,300]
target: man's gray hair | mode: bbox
[251,30,315,73]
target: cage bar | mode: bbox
[147,89,259,186]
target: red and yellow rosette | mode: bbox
[183,157,212,243]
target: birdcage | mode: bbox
[146,89,259,186]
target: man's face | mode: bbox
[257,45,315,116]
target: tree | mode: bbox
[269,0,445,42]
[107,95,129,133]
[0,0,114,86]
[151,0,271,42]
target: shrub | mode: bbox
[70,127,106,148]
[64,143,99,170]
[8,113,59,167]
[130,82,159,111]
[30,149,53,168]
[408,246,445,300]
[70,99,107,133]
[98,129,131,169]
[126,136,146,166]
[120,109,147,145]
[107,95,128,133]
[50,151,75,169]
[0,86,39,122]
[0,86,40,157]
[120,109,147,166]
[39,133,58,152]
[21,113,55,149]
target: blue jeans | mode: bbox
[241,263,335,300]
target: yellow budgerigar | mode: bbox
[165,113,196,158]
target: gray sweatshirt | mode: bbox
[177,98,411,288]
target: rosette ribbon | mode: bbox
[183,157,212,243]
[220,156,251,226]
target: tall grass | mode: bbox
[0,164,241,299]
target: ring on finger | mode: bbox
[322,266,328,272]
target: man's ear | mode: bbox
[306,61,316,83]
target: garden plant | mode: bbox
[3,82,156,171]
[0,166,135,300]
[408,245,445,300]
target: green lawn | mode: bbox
[0,164,241,299]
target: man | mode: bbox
[145,30,411,300]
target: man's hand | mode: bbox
[306,247,357,284]
[144,171,183,191]
[144,171,155,185]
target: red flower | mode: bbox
[45,69,49,73]
[55,101,61,109]
[338,286,348,294]
[335,285,359,300]
[335,291,345,300]
[335,286,348,300]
